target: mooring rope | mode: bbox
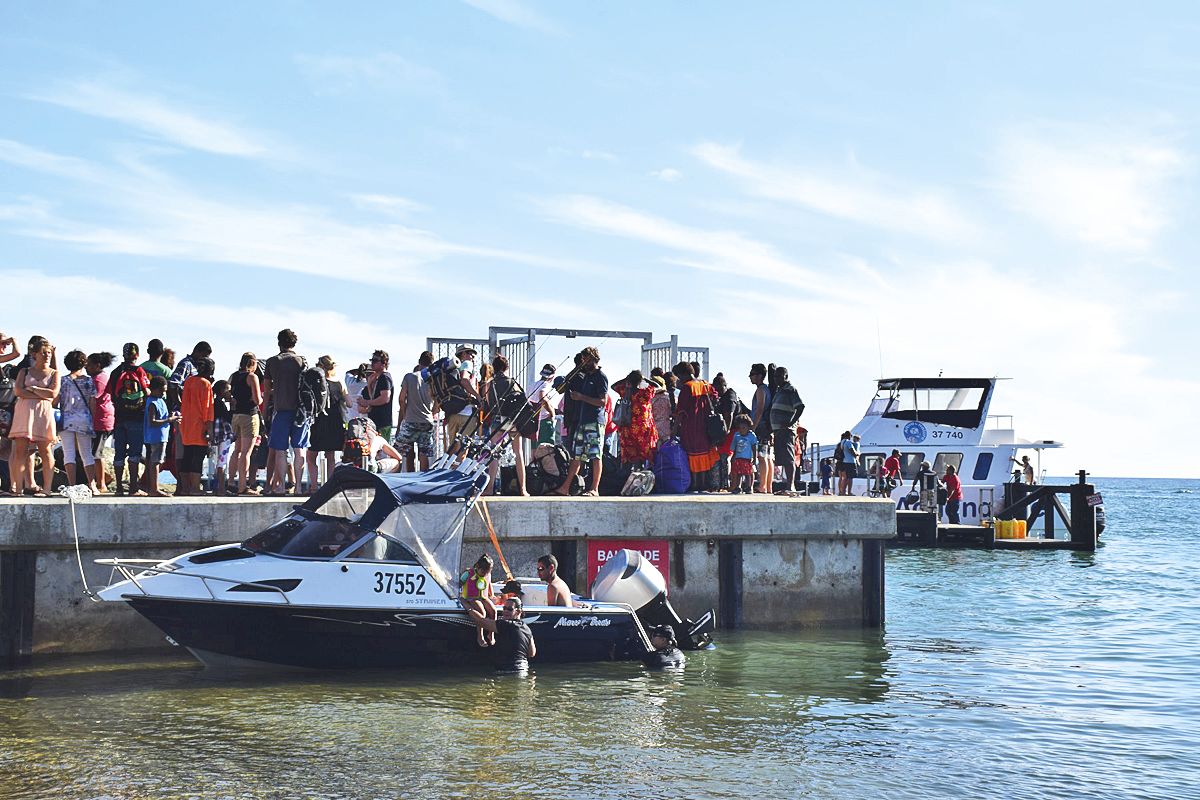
[58,484,100,602]
[475,499,513,582]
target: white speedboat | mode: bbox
[96,466,714,669]
[819,377,1095,529]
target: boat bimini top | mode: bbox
[869,377,1000,430]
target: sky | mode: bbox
[0,2,1197,478]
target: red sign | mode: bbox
[585,539,670,591]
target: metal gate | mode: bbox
[497,330,537,391]
[641,335,710,379]
[425,337,490,363]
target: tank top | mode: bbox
[231,370,256,415]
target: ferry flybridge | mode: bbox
[820,377,1102,535]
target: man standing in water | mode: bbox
[470,596,536,671]
[537,554,574,607]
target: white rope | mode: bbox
[58,484,100,602]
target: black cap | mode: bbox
[501,580,523,596]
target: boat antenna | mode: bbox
[875,316,884,379]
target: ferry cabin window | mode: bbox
[972,452,994,481]
[862,454,885,479]
[244,513,368,559]
[932,453,963,477]
[900,453,925,480]
[343,533,419,564]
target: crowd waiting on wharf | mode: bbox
[0,326,868,500]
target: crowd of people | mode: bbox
[0,327,823,499]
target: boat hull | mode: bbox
[125,596,648,670]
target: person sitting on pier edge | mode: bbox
[941,464,963,524]
[1010,454,1036,485]
[469,595,536,673]
[912,460,937,512]
[643,624,685,669]
[537,554,574,607]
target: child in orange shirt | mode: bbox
[179,357,215,496]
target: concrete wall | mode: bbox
[0,495,895,657]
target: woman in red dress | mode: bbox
[671,362,719,492]
[612,369,658,467]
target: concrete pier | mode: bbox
[0,495,895,661]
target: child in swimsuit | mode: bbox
[461,554,496,647]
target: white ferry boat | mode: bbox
[817,377,1066,527]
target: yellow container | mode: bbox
[1014,519,1027,539]
[995,519,1008,539]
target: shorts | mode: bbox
[773,428,795,466]
[838,462,857,477]
[232,413,259,441]
[444,412,479,444]
[210,421,234,470]
[181,444,207,474]
[569,420,603,462]
[145,442,166,466]
[394,420,435,458]
[268,410,310,450]
[92,431,112,460]
[732,458,754,478]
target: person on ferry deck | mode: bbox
[1010,455,1036,485]
[881,449,902,496]
[469,595,536,672]
[537,554,574,607]
[941,464,963,524]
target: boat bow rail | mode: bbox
[95,558,295,604]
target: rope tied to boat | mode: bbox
[59,484,100,602]
[475,499,513,582]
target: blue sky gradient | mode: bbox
[1,2,1197,476]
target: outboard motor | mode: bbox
[590,549,715,650]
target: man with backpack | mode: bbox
[262,329,309,496]
[395,351,436,472]
[107,342,151,496]
[768,366,805,495]
[356,349,394,442]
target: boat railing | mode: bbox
[986,414,1014,430]
[95,558,293,604]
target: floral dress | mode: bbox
[617,385,659,464]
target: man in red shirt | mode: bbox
[941,464,963,524]
[881,449,902,496]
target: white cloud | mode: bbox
[348,193,429,217]
[461,0,562,34]
[294,53,444,95]
[649,167,682,182]
[0,140,567,287]
[691,142,979,243]
[581,149,619,163]
[994,127,1188,251]
[0,270,421,377]
[29,81,274,158]
[540,194,859,300]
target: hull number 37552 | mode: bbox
[374,571,427,595]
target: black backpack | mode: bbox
[296,363,325,424]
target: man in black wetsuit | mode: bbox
[643,625,685,669]
[470,596,536,671]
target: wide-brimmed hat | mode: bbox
[456,345,477,357]
[649,375,667,390]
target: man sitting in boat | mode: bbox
[469,595,536,672]
[537,554,574,607]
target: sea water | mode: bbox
[0,477,1196,799]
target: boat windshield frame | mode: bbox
[875,378,994,429]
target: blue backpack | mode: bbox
[652,437,690,494]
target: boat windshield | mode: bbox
[243,510,368,560]
[376,502,470,596]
